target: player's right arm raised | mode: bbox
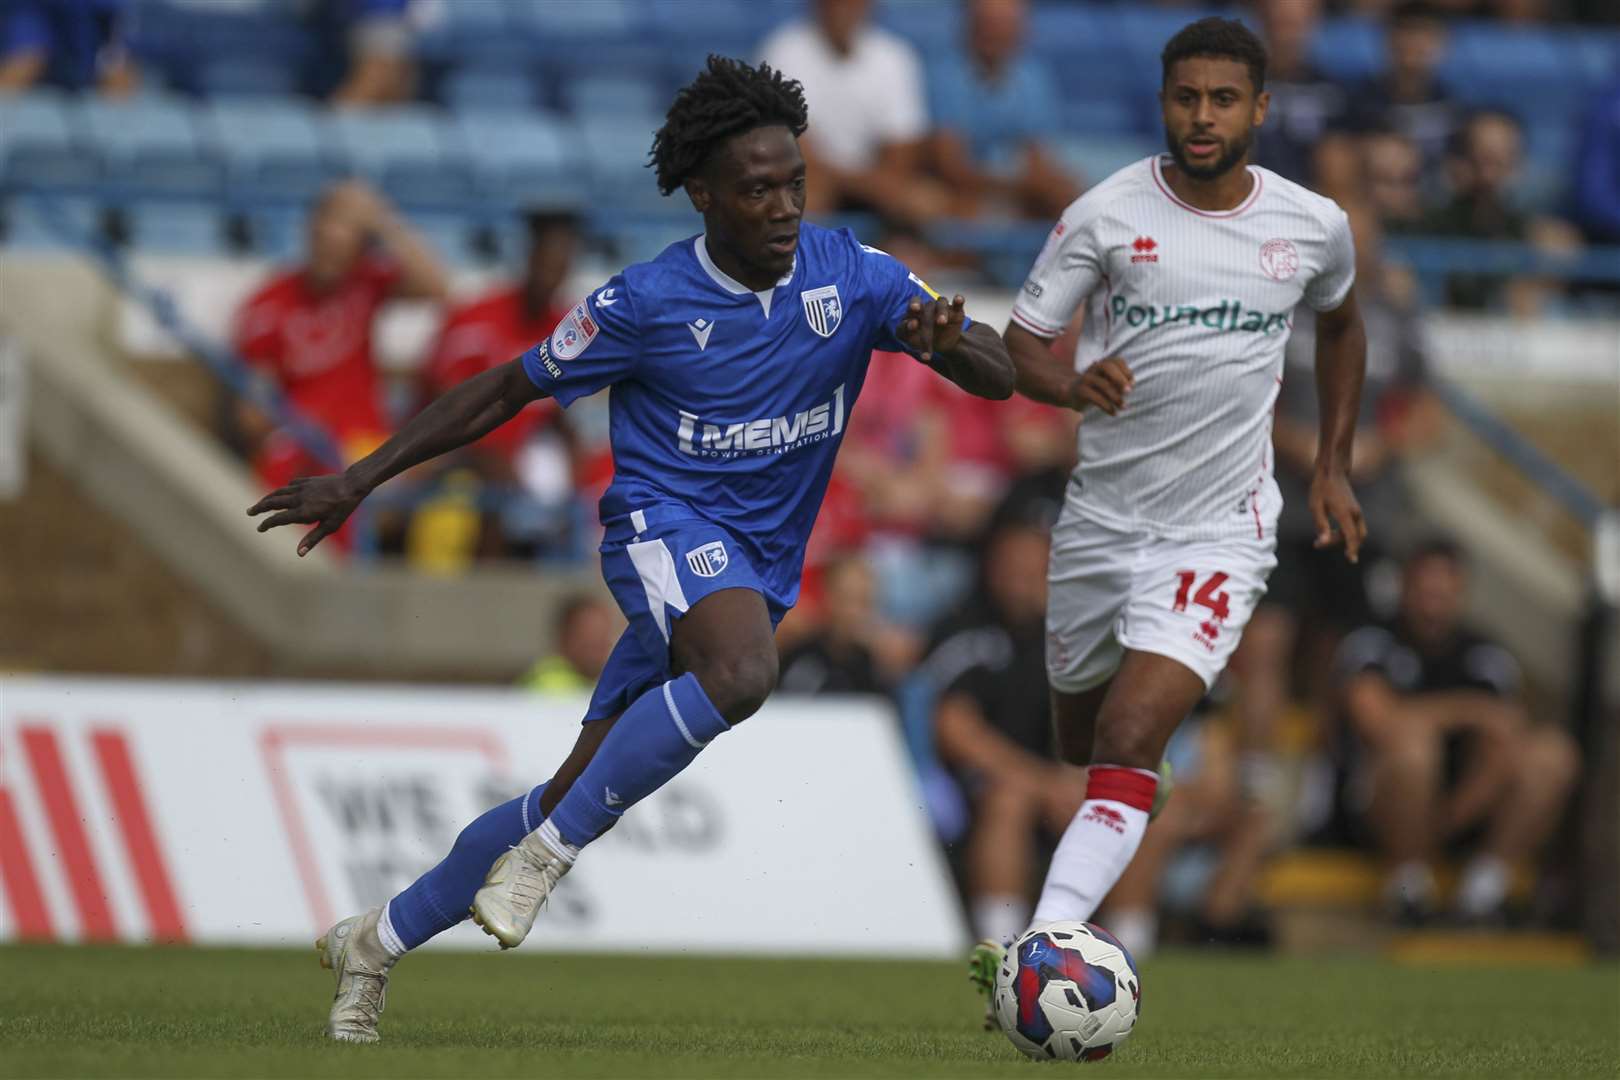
[247,358,547,556]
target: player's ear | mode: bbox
[1253,88,1270,127]
[685,178,710,214]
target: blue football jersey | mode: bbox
[521,222,966,607]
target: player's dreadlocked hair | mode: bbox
[1161,16,1267,93]
[650,55,809,196]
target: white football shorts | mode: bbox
[1045,511,1278,693]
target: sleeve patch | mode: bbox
[550,301,599,361]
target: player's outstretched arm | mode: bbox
[1003,323,1133,416]
[1311,286,1369,563]
[897,295,1015,400]
[247,358,547,556]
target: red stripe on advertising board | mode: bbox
[0,772,53,940]
[20,725,116,940]
[91,730,188,943]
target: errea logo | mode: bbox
[1130,236,1159,264]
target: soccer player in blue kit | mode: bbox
[248,56,1015,1043]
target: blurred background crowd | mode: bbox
[1,0,1615,958]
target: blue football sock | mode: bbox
[384,781,548,952]
[548,673,729,849]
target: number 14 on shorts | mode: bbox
[1173,571,1231,622]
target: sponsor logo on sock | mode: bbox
[603,786,623,807]
[1081,804,1127,834]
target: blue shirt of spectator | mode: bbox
[1573,77,1620,244]
[0,0,131,92]
[927,48,1060,175]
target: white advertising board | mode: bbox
[0,677,964,956]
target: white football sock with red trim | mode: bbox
[1029,765,1159,927]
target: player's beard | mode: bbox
[1165,128,1253,180]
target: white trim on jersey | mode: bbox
[694,235,795,317]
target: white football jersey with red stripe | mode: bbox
[1012,154,1355,542]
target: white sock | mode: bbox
[1104,907,1158,960]
[535,818,579,865]
[971,894,1031,946]
[1030,765,1158,927]
[376,902,408,959]
[1456,855,1509,916]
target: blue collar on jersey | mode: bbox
[694,235,797,318]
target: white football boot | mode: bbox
[316,907,395,1043]
[470,831,572,949]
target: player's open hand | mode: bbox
[1308,467,1367,564]
[246,473,367,557]
[898,294,966,362]
[1066,356,1134,416]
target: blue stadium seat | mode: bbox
[1310,17,1384,83]
[0,91,98,192]
[454,109,583,210]
[1053,134,1159,185]
[1056,98,1147,137]
[243,204,306,263]
[124,201,228,256]
[513,0,637,41]
[79,95,221,197]
[579,121,666,210]
[0,194,101,251]
[558,76,663,126]
[204,98,332,205]
[441,68,539,112]
[197,57,300,99]
[403,209,475,267]
[325,106,470,206]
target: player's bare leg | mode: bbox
[473,588,777,948]
[1030,651,1205,926]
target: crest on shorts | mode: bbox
[800,285,842,338]
[685,541,729,578]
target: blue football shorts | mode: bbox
[584,508,792,722]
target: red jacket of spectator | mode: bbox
[422,285,566,461]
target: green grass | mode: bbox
[0,945,1615,1078]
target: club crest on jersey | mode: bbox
[1259,238,1300,282]
[800,285,842,338]
[685,541,728,578]
[551,301,599,361]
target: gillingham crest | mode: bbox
[800,285,843,338]
[685,541,729,578]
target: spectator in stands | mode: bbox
[233,180,447,501]
[310,0,418,105]
[1411,109,1585,313]
[759,0,947,226]
[1251,0,1357,193]
[779,553,913,697]
[1363,128,1427,232]
[1336,538,1580,925]
[924,0,1078,222]
[521,594,621,695]
[0,0,137,96]
[1344,1,1464,191]
[1572,76,1620,244]
[923,497,1086,946]
[1235,206,1440,764]
[419,211,581,559]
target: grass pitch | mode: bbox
[0,944,1615,1078]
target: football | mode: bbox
[993,921,1141,1062]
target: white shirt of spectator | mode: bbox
[759,19,927,173]
[1012,155,1356,542]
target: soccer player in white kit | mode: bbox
[971,16,1368,1002]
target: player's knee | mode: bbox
[1522,726,1579,790]
[1377,724,1439,777]
[692,648,778,726]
